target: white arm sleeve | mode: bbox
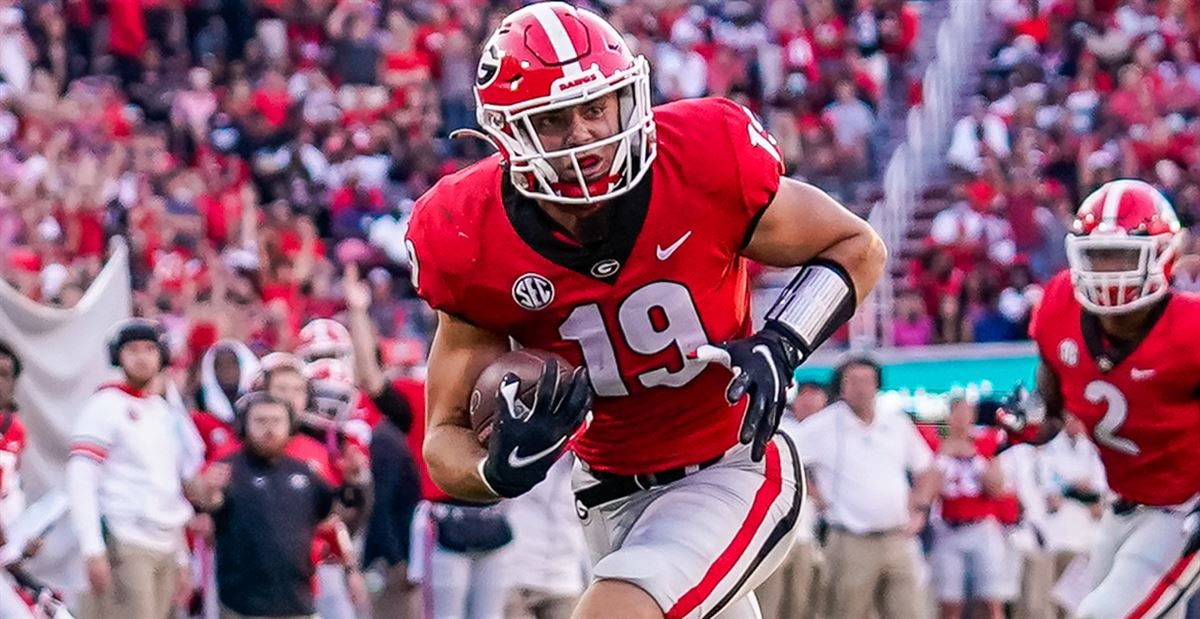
[66,456,105,558]
[66,393,118,558]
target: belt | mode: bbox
[942,518,987,530]
[828,524,905,537]
[575,455,723,509]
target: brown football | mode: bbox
[469,349,574,446]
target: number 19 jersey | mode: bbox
[1030,271,1200,506]
[405,97,785,475]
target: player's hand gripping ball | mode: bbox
[471,350,592,498]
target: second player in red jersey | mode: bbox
[1012,179,1200,618]
[405,4,885,618]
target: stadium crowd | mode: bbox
[899,0,1200,347]
[0,0,1197,617]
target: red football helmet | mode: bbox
[1066,179,1183,315]
[296,319,352,363]
[473,1,655,204]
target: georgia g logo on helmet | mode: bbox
[476,40,501,89]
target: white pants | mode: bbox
[428,545,511,619]
[314,563,357,619]
[572,434,804,619]
[1076,502,1198,619]
[931,518,1009,602]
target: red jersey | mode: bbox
[0,412,25,507]
[406,98,784,474]
[1030,271,1200,506]
[191,411,237,459]
[933,431,1001,524]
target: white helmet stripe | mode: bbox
[527,3,583,78]
[1101,180,1132,229]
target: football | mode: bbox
[469,349,574,446]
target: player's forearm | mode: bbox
[814,230,887,306]
[423,423,498,502]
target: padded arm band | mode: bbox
[764,259,857,355]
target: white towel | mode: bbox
[198,340,261,424]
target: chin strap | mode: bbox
[763,259,857,356]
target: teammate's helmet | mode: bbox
[303,358,356,420]
[1067,179,1183,315]
[473,1,655,204]
[296,319,352,363]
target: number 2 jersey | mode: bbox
[1030,271,1200,506]
[405,97,784,475]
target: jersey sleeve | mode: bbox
[1028,271,1070,353]
[404,189,465,317]
[69,392,118,464]
[713,98,785,230]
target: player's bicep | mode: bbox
[425,311,511,432]
[741,178,886,302]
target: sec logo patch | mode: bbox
[512,273,555,311]
[1058,339,1078,367]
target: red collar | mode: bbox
[97,382,149,399]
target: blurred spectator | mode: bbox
[66,320,195,619]
[794,357,936,619]
[190,392,368,619]
[946,98,1011,174]
[1042,415,1107,618]
[822,79,875,175]
[191,340,260,458]
[504,456,587,619]
[930,397,1007,619]
[757,381,828,619]
[892,289,933,347]
[0,341,25,531]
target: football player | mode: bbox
[405,4,886,618]
[1008,179,1200,619]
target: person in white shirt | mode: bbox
[1041,414,1107,617]
[504,455,587,619]
[793,356,939,619]
[756,381,828,619]
[66,319,196,619]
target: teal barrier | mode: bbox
[797,342,1040,394]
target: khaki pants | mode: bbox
[503,588,579,619]
[756,540,822,619]
[823,529,924,619]
[370,562,421,619]
[219,606,316,619]
[1016,551,1055,619]
[1051,550,1082,619]
[74,537,178,619]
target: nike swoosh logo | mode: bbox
[1131,368,1156,380]
[656,231,692,261]
[507,436,567,468]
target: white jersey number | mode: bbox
[1084,380,1141,456]
[559,282,709,397]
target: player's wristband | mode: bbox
[764,259,857,355]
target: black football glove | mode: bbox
[693,324,804,462]
[480,360,592,498]
[994,383,1047,447]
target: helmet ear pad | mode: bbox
[234,392,299,440]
